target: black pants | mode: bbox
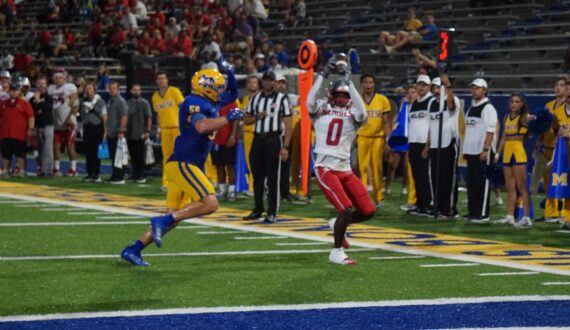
[107,137,125,180]
[429,140,458,215]
[409,142,432,211]
[250,133,281,216]
[280,155,291,198]
[127,139,145,180]
[465,152,493,218]
[83,124,104,178]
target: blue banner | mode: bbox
[547,138,570,199]
[388,101,409,152]
[234,140,249,193]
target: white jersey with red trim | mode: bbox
[48,83,78,129]
[312,99,363,171]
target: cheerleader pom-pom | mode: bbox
[527,107,554,136]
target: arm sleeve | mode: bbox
[190,112,207,127]
[349,80,367,123]
[218,70,238,107]
[120,99,128,116]
[174,88,185,106]
[307,73,324,114]
[483,105,498,133]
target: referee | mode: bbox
[428,74,460,218]
[407,75,434,216]
[463,78,498,222]
[243,71,292,223]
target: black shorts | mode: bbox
[211,145,236,166]
[1,138,27,159]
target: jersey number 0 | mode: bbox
[326,118,344,146]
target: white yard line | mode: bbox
[12,204,44,207]
[369,256,426,260]
[67,212,111,216]
[197,231,245,235]
[475,272,540,276]
[0,200,37,204]
[556,230,570,234]
[96,216,145,220]
[40,208,77,212]
[177,225,213,229]
[2,295,570,323]
[0,221,149,227]
[275,242,329,246]
[234,236,288,240]
[1,192,570,276]
[0,248,375,262]
[420,263,480,268]
[542,282,570,286]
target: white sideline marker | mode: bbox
[234,236,288,240]
[475,272,540,276]
[12,204,44,207]
[2,295,570,323]
[420,263,480,268]
[542,282,570,286]
[0,248,375,261]
[369,256,426,260]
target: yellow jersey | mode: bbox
[504,113,528,137]
[358,93,391,138]
[404,19,423,32]
[544,99,566,149]
[152,86,184,129]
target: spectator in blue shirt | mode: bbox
[273,40,288,67]
[385,12,437,54]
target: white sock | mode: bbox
[71,160,77,171]
[218,183,227,194]
[54,161,60,171]
[506,215,514,220]
[228,185,235,193]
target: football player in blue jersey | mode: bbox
[121,67,243,266]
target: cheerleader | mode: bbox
[494,94,532,227]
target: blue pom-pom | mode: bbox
[527,107,554,136]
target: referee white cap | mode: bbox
[275,73,286,82]
[416,75,431,85]
[431,77,441,86]
[471,78,488,88]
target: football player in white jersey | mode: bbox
[48,68,79,176]
[308,69,375,266]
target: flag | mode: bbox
[234,140,249,193]
[547,138,570,199]
[388,101,409,152]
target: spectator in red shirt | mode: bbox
[164,31,178,55]
[145,17,165,37]
[211,100,239,200]
[150,29,165,55]
[108,23,127,57]
[174,29,193,57]
[136,30,153,55]
[0,83,34,177]
[64,27,75,50]
[191,6,212,39]
[13,48,33,74]
[38,29,53,57]
[208,0,224,18]
[149,6,166,26]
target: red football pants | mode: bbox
[315,166,375,215]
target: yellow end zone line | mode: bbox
[1,181,570,276]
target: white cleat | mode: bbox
[496,196,504,205]
[493,215,515,225]
[329,248,357,266]
[514,217,532,228]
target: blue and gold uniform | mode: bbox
[165,94,218,208]
[502,113,528,166]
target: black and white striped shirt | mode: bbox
[246,91,292,134]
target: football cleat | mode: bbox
[328,218,350,249]
[243,212,262,220]
[151,215,174,247]
[263,215,277,223]
[329,248,357,266]
[120,246,150,266]
[66,169,78,177]
[493,215,515,225]
[514,217,532,228]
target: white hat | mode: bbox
[254,53,265,60]
[0,70,10,78]
[471,78,488,88]
[275,73,286,82]
[431,77,441,86]
[416,75,431,85]
[19,77,30,86]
